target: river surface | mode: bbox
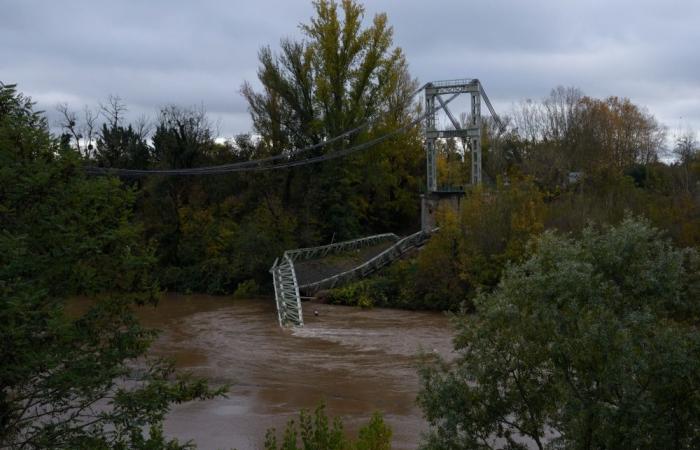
[135,294,454,450]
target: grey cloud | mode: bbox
[1,0,698,140]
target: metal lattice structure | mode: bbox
[285,233,399,262]
[270,231,433,327]
[424,79,504,190]
[270,255,303,327]
[299,230,430,294]
[270,233,400,327]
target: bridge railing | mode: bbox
[283,233,399,262]
[270,232,400,327]
[299,230,430,294]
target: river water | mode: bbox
[135,294,454,450]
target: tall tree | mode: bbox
[242,0,421,239]
[0,83,219,448]
[142,104,223,280]
[571,96,665,171]
[673,129,698,191]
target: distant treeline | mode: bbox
[49,84,699,303]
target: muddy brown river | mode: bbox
[133,294,453,450]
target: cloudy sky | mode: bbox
[2,0,699,140]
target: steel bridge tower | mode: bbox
[422,79,500,231]
[424,78,484,191]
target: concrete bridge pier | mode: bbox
[421,191,465,232]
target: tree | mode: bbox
[571,96,665,171]
[144,105,216,267]
[408,178,545,310]
[242,0,420,239]
[509,87,583,187]
[436,137,470,189]
[57,103,99,158]
[509,89,666,190]
[418,217,700,450]
[95,122,151,169]
[673,129,698,191]
[0,83,221,448]
[151,105,213,170]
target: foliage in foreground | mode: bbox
[418,217,700,450]
[0,83,222,449]
[264,404,391,450]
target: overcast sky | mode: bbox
[2,0,699,141]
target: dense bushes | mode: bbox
[417,217,700,450]
[264,405,391,450]
[327,160,700,312]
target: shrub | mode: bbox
[418,217,700,449]
[233,279,260,299]
[264,404,392,450]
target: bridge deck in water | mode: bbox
[270,231,430,327]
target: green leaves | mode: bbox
[418,217,700,450]
[243,0,420,240]
[1,84,221,449]
[264,404,392,450]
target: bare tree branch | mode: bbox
[99,94,127,128]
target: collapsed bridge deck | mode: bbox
[294,240,396,286]
[270,231,431,327]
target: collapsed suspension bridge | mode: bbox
[86,79,505,327]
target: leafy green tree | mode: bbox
[418,217,700,449]
[95,122,151,169]
[143,105,216,271]
[151,105,214,170]
[0,83,220,449]
[242,0,421,239]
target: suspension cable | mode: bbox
[85,82,502,177]
[86,90,459,176]
[85,83,429,176]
